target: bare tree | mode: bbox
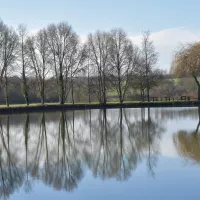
[109,29,139,103]
[17,24,30,105]
[141,31,158,102]
[133,54,147,101]
[45,22,77,104]
[26,29,50,104]
[0,20,6,90]
[86,31,111,104]
[2,27,18,106]
[0,22,18,106]
[63,35,86,104]
[86,47,92,103]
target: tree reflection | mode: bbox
[84,108,164,180]
[124,108,164,177]
[174,107,200,164]
[0,117,23,200]
[30,111,83,192]
[0,107,168,198]
[23,114,32,193]
[53,111,83,192]
[174,130,200,164]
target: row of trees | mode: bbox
[0,19,164,106]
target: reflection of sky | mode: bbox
[11,158,200,200]
[8,107,200,199]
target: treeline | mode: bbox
[0,19,165,106]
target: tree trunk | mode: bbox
[141,89,145,102]
[147,87,150,102]
[4,74,9,107]
[58,74,64,105]
[118,69,123,103]
[198,86,200,101]
[193,75,200,100]
[71,79,74,104]
[41,70,45,105]
[22,77,29,105]
[41,82,45,105]
[22,66,29,106]
[103,74,107,105]
[87,53,91,104]
[196,106,200,133]
[88,73,91,104]
[21,37,29,106]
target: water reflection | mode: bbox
[0,107,198,199]
[174,107,200,165]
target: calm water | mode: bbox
[0,107,200,199]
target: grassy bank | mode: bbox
[0,100,199,114]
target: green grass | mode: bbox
[107,88,118,96]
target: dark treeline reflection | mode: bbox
[0,107,198,199]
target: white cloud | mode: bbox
[29,28,40,36]
[80,35,88,44]
[129,28,200,72]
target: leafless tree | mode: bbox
[0,22,18,106]
[86,46,92,103]
[17,24,30,105]
[63,35,87,104]
[26,29,50,104]
[133,54,147,101]
[141,31,158,102]
[45,22,77,104]
[0,20,6,90]
[86,31,111,104]
[109,29,139,103]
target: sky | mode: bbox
[1,0,200,72]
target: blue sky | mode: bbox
[1,0,200,33]
[1,0,200,71]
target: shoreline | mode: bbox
[0,101,199,114]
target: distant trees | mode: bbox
[171,43,200,100]
[0,19,164,105]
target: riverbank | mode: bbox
[0,100,199,114]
